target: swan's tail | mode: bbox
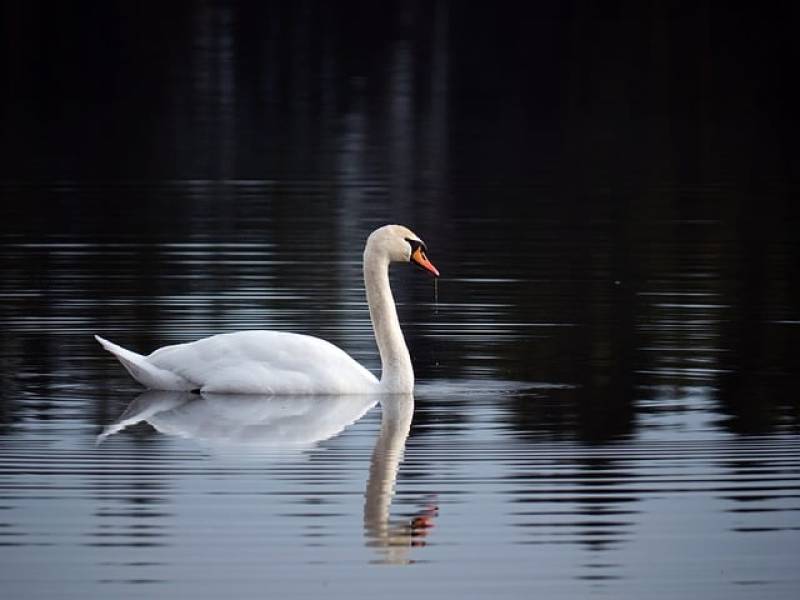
[94,335,193,391]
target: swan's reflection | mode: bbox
[99,390,435,563]
[97,391,377,449]
[364,393,437,564]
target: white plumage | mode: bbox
[95,331,379,394]
[95,225,439,395]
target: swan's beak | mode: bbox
[411,247,440,277]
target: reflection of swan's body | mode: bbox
[94,225,439,395]
[100,391,434,561]
[97,391,377,449]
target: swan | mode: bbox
[95,224,439,395]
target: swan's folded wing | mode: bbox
[147,330,379,394]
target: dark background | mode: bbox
[2,1,797,183]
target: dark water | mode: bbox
[1,2,799,599]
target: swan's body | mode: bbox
[95,331,378,394]
[95,225,439,395]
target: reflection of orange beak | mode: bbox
[411,247,440,277]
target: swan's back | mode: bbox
[147,331,378,394]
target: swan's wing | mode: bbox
[147,330,379,394]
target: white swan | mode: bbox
[95,224,439,394]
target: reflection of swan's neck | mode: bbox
[364,245,413,392]
[364,396,414,562]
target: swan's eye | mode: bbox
[405,237,427,254]
[406,236,439,277]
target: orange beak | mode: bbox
[411,246,440,277]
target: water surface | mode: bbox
[1,184,798,599]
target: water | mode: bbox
[1,3,799,599]
[1,184,798,598]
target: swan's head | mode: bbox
[366,225,440,277]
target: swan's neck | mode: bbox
[364,247,413,393]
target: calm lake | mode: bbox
[1,3,798,599]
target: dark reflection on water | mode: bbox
[1,1,799,598]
